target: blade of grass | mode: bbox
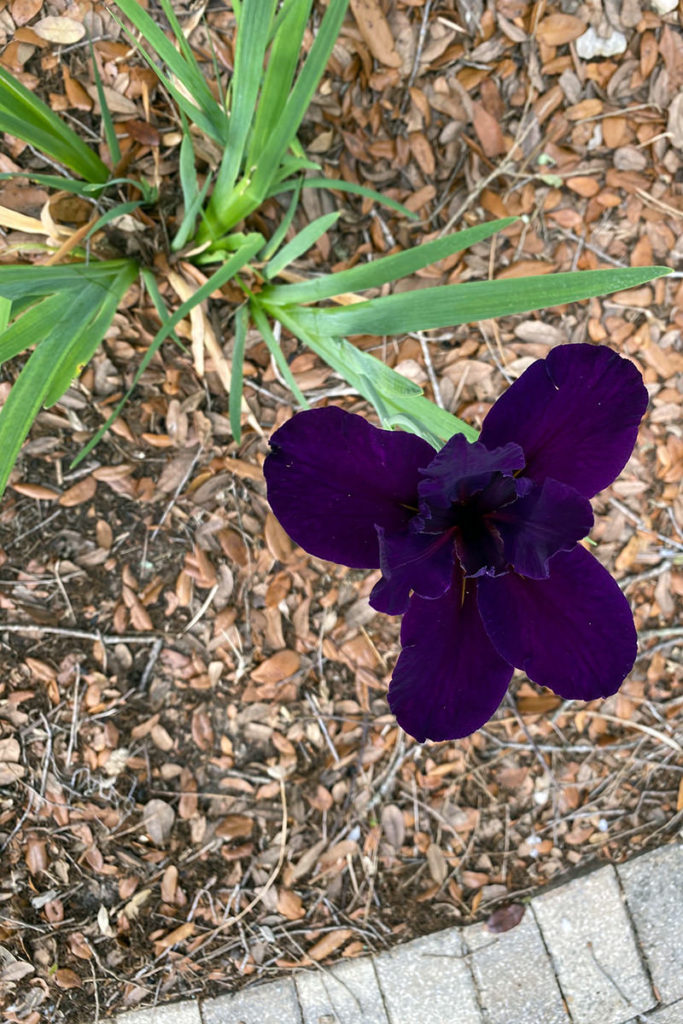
[172,119,213,251]
[0,292,77,364]
[0,259,136,302]
[0,296,11,332]
[203,0,279,237]
[89,39,121,166]
[263,217,518,304]
[229,304,248,443]
[0,66,108,182]
[263,211,341,280]
[245,0,315,171]
[141,268,186,351]
[240,0,350,204]
[43,264,138,407]
[269,175,418,220]
[290,266,672,337]
[250,302,309,409]
[111,0,227,143]
[259,178,304,262]
[72,234,265,465]
[84,200,146,241]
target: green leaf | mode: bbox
[0,259,136,303]
[111,0,227,143]
[259,178,303,262]
[205,0,350,235]
[263,211,341,280]
[229,305,248,443]
[273,305,477,447]
[0,171,97,196]
[171,121,213,251]
[289,266,672,337]
[43,262,138,406]
[250,301,309,409]
[140,268,185,351]
[269,175,418,220]
[0,66,109,183]
[89,39,121,166]
[204,0,279,234]
[0,296,10,333]
[84,200,146,241]
[247,0,349,202]
[245,0,315,171]
[0,262,137,498]
[263,217,518,304]
[0,292,73,365]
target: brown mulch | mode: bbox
[1,0,682,1020]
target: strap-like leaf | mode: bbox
[289,266,672,337]
[264,218,518,304]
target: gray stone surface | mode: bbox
[373,927,482,1024]
[627,998,683,1023]
[533,865,655,1024]
[464,909,569,1024]
[117,1003,201,1024]
[296,957,389,1024]
[202,978,303,1024]
[618,843,683,1005]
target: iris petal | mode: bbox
[418,433,525,519]
[388,569,514,742]
[479,344,648,498]
[477,545,637,701]
[492,477,594,579]
[264,407,434,568]
[370,527,455,614]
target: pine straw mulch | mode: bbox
[0,0,682,1020]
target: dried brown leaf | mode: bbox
[308,927,353,961]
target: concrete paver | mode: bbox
[464,909,569,1024]
[373,927,482,1024]
[627,998,683,1023]
[202,977,303,1024]
[618,844,683,1006]
[295,957,389,1024]
[532,865,655,1024]
[116,1003,202,1024]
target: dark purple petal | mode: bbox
[477,545,637,701]
[492,477,594,579]
[370,527,455,614]
[479,344,648,498]
[264,407,434,568]
[417,433,525,522]
[388,570,514,742]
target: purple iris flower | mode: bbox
[264,344,647,742]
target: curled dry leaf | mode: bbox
[142,799,175,845]
[277,888,306,921]
[251,649,300,684]
[349,0,401,68]
[58,475,97,507]
[308,927,353,961]
[535,14,586,46]
[485,904,525,934]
